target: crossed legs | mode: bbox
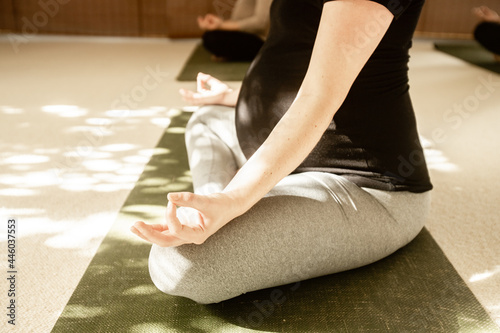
[148,105,431,303]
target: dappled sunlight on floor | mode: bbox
[4,212,119,255]
[0,102,182,331]
[424,148,459,172]
[0,104,176,201]
[420,135,459,173]
[42,104,88,118]
[469,266,500,283]
[0,103,182,264]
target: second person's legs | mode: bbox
[202,30,264,61]
[474,21,500,57]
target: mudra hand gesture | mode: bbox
[131,192,240,247]
[179,72,238,106]
[197,14,223,31]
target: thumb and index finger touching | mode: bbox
[167,192,206,211]
[197,72,225,92]
[179,73,224,104]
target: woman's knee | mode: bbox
[202,31,225,55]
[186,106,235,144]
[148,244,230,304]
[202,31,218,45]
[186,105,230,129]
[186,106,206,132]
[185,106,221,144]
[474,22,500,54]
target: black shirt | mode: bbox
[235,0,433,193]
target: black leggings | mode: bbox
[202,30,264,61]
[474,21,500,55]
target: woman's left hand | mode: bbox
[130,192,238,247]
[179,72,235,106]
[197,14,223,31]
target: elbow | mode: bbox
[254,17,269,31]
[297,76,350,116]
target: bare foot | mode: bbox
[211,55,229,62]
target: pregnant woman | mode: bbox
[132,0,433,304]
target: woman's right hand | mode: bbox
[179,72,238,106]
[131,191,242,247]
[197,14,223,31]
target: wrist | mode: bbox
[219,20,241,31]
[219,189,253,220]
[221,89,236,106]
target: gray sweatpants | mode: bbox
[149,106,431,304]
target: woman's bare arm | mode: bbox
[222,0,394,214]
[228,0,272,34]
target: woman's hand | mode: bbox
[179,72,238,106]
[198,14,223,31]
[473,6,500,22]
[130,192,240,247]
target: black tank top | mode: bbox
[235,0,433,193]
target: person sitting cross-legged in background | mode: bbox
[198,0,272,61]
[473,5,500,62]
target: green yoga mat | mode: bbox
[176,43,251,81]
[435,41,500,74]
[52,110,499,332]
